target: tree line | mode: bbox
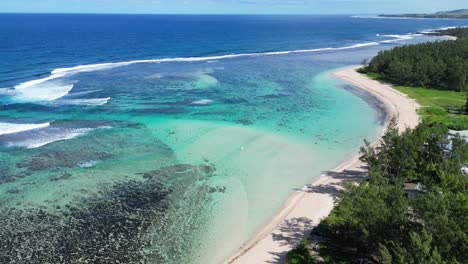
[439,27,468,39]
[287,123,468,264]
[360,28,468,92]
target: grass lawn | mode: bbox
[393,86,467,130]
[362,72,468,130]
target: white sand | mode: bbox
[225,67,420,264]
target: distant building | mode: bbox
[404,183,425,199]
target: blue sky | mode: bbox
[0,0,466,14]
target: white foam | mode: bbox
[10,128,93,149]
[15,83,74,101]
[191,99,214,105]
[12,25,461,97]
[438,26,464,30]
[14,73,67,90]
[12,41,382,97]
[55,97,111,106]
[0,122,50,136]
[379,34,421,43]
[6,126,111,149]
[352,15,433,20]
[66,89,102,97]
[78,160,98,168]
[0,88,19,96]
[352,15,381,19]
[418,30,436,34]
[419,25,468,35]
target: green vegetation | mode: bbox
[359,27,468,130]
[439,27,468,39]
[300,123,468,263]
[362,36,468,91]
[285,239,316,264]
[393,85,468,130]
[363,71,467,129]
[286,26,468,264]
[380,9,468,19]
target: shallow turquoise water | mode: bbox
[0,52,385,263]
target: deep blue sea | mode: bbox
[2,14,468,87]
[0,14,467,264]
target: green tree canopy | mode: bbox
[312,124,468,263]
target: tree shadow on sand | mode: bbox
[266,166,369,263]
[267,217,315,263]
[324,166,368,181]
[318,168,367,196]
[292,166,368,199]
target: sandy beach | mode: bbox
[225,67,420,264]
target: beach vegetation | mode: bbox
[465,98,468,114]
[361,27,468,93]
[438,27,468,39]
[294,123,468,263]
[285,239,316,264]
[361,73,467,130]
[362,37,468,92]
[358,28,468,130]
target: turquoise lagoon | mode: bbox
[0,51,388,263]
[1,14,466,264]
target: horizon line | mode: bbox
[0,12,379,16]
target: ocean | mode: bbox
[0,14,467,263]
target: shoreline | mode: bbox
[225,66,420,264]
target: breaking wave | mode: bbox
[0,122,50,136]
[378,34,422,43]
[11,41,382,101]
[0,125,112,149]
[191,99,214,105]
[8,32,436,104]
[14,83,74,101]
[418,25,468,35]
[54,97,111,106]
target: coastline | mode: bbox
[225,66,420,264]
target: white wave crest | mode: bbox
[4,126,111,149]
[352,15,430,20]
[66,89,102,97]
[0,122,50,136]
[9,128,94,149]
[191,99,214,105]
[78,160,98,168]
[12,41,382,97]
[352,15,384,19]
[419,25,468,35]
[55,97,111,106]
[15,83,74,101]
[14,73,67,90]
[379,34,421,43]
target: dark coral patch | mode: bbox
[0,164,221,264]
